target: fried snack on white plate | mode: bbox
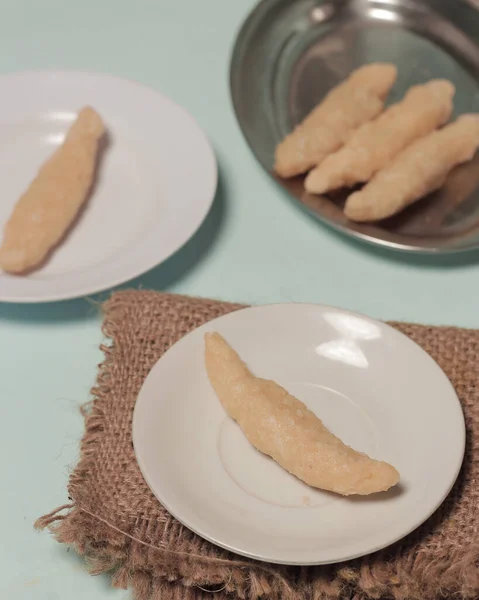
[0,107,105,274]
[305,80,455,194]
[344,114,479,222]
[204,332,400,496]
[274,63,397,178]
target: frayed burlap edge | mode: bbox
[35,291,479,600]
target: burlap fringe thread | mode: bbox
[35,291,479,600]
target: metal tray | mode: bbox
[230,0,479,253]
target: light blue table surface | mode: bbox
[1,1,479,598]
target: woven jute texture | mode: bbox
[36,290,479,600]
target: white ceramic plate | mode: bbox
[0,71,216,303]
[133,304,465,565]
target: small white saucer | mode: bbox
[133,304,465,565]
[0,70,216,302]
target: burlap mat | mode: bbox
[36,291,479,600]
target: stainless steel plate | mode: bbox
[230,0,479,253]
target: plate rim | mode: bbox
[228,0,479,255]
[132,302,466,565]
[0,69,217,303]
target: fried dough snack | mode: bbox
[344,114,479,222]
[274,63,397,178]
[205,332,400,496]
[305,80,455,194]
[0,107,105,273]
